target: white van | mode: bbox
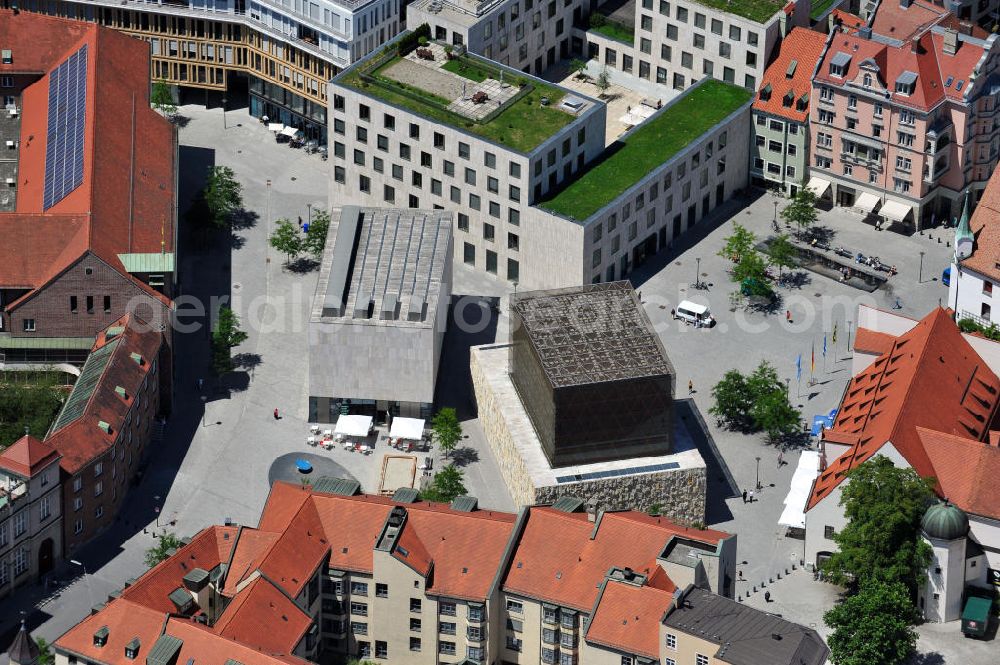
[674,300,715,328]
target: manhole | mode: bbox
[814,292,822,298]
[233,282,242,291]
[291,176,297,181]
[659,305,666,309]
[237,150,242,154]
[675,261,682,266]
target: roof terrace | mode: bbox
[337,35,593,153]
[539,79,750,221]
[691,0,787,23]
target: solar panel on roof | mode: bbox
[43,44,88,211]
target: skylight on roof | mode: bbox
[956,80,965,91]
[945,76,954,87]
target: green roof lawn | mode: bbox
[589,21,635,45]
[341,55,575,153]
[540,80,751,221]
[690,0,785,23]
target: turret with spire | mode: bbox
[955,189,974,261]
[6,616,40,665]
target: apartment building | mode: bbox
[950,167,1000,324]
[17,0,404,139]
[407,0,589,76]
[750,27,826,194]
[0,436,62,600]
[809,19,1000,230]
[329,34,751,288]
[584,0,811,94]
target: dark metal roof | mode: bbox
[392,487,420,503]
[550,496,585,513]
[182,567,210,590]
[313,477,361,496]
[663,588,829,665]
[450,496,478,512]
[6,620,39,663]
[168,587,193,612]
[510,281,674,388]
[51,337,120,432]
[146,634,183,665]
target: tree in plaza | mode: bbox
[765,233,797,278]
[211,305,249,374]
[750,388,800,442]
[709,369,754,431]
[304,208,332,258]
[432,407,463,458]
[824,579,918,665]
[595,67,611,97]
[420,464,467,503]
[144,533,184,568]
[270,218,303,265]
[203,166,243,229]
[710,361,798,441]
[150,80,177,116]
[718,223,756,263]
[36,638,55,665]
[570,58,589,80]
[780,186,818,233]
[731,251,772,298]
[822,456,935,593]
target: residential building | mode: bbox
[808,17,1000,230]
[793,306,1000,623]
[407,0,589,76]
[583,0,812,95]
[45,315,165,555]
[17,0,405,139]
[308,206,453,423]
[55,480,824,665]
[509,282,674,467]
[949,167,1000,325]
[0,436,62,600]
[750,27,826,194]
[0,11,176,373]
[329,35,751,288]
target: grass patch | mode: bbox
[441,58,491,82]
[540,80,751,221]
[809,0,839,19]
[589,21,635,44]
[342,54,575,153]
[690,0,784,23]
[0,373,70,449]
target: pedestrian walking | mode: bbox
[298,216,303,228]
[273,408,280,420]
[764,591,771,603]
[688,379,694,395]
[785,310,791,323]
[742,489,747,504]
[777,451,784,468]
[748,489,755,503]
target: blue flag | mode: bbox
[823,335,827,358]
[796,354,802,381]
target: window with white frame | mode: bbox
[696,655,709,665]
[40,496,50,520]
[13,511,25,537]
[665,633,677,649]
[14,547,27,576]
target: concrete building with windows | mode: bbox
[808,13,1000,230]
[329,35,751,288]
[750,26,826,194]
[583,0,812,95]
[17,0,405,140]
[54,479,826,665]
[407,0,590,76]
[308,206,453,423]
[0,436,62,600]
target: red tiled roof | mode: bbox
[831,9,864,29]
[586,580,674,659]
[870,0,987,41]
[753,28,827,122]
[222,529,280,597]
[808,308,1000,509]
[0,435,60,478]
[503,508,729,611]
[213,577,312,655]
[918,427,1000,521]
[961,167,1000,281]
[166,619,309,665]
[0,10,174,305]
[853,327,898,356]
[45,314,163,475]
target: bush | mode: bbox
[398,23,432,55]
[958,318,1000,341]
[589,13,607,27]
[418,36,428,46]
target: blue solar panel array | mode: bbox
[555,461,681,484]
[43,44,88,211]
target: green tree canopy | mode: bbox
[710,361,798,441]
[709,369,754,431]
[304,208,331,258]
[150,80,177,116]
[270,219,303,264]
[570,58,589,79]
[420,464,467,503]
[718,223,756,262]
[203,166,243,228]
[766,234,797,276]
[595,67,611,96]
[432,407,462,457]
[0,376,65,449]
[36,637,54,665]
[144,533,184,568]
[824,579,918,665]
[823,456,935,592]
[211,305,249,374]
[780,186,818,231]
[751,388,800,442]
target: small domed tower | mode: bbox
[919,501,969,622]
[6,618,40,665]
[954,190,974,261]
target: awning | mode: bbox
[335,414,373,437]
[806,177,831,197]
[389,417,425,440]
[855,192,881,214]
[778,451,821,529]
[267,122,285,133]
[881,199,913,223]
[280,125,301,138]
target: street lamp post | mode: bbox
[307,203,313,225]
[70,559,93,605]
[695,257,701,289]
[221,96,227,130]
[918,250,925,283]
[755,456,762,490]
[773,201,779,226]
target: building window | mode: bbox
[73,497,83,512]
[507,259,520,282]
[74,519,83,534]
[351,582,368,596]
[440,621,457,635]
[94,481,103,497]
[507,599,523,613]
[410,598,422,613]
[463,244,475,266]
[70,295,78,312]
[23,319,35,332]
[824,525,836,539]
[14,548,28,576]
[467,646,484,661]
[543,648,558,664]
[410,637,421,652]
[696,655,709,665]
[486,251,498,274]
[40,496,50,521]
[439,642,456,656]
[506,635,522,652]
[351,602,368,616]
[95,505,104,519]
[376,583,388,598]
[351,622,368,635]
[13,511,26,537]
[375,641,388,658]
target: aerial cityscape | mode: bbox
[1,0,999,663]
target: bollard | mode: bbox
[753,585,757,592]
[792,564,796,570]
[769,577,774,583]
[777,573,781,580]
[786,568,790,575]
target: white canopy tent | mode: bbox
[855,192,881,214]
[778,451,821,529]
[880,199,913,223]
[335,414,373,438]
[280,125,302,138]
[389,417,425,441]
[268,122,285,133]
[806,176,831,198]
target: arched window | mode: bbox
[864,73,872,87]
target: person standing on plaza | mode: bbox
[748,489,755,503]
[688,379,694,395]
[742,489,747,504]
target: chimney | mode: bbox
[859,26,872,39]
[586,502,598,522]
[943,29,959,55]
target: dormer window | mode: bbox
[782,91,794,108]
[759,83,772,101]
[864,73,872,87]
[93,626,109,647]
[829,52,851,77]
[125,638,140,659]
[895,71,917,96]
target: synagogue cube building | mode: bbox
[510,282,674,467]
[309,207,453,423]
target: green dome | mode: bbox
[922,502,969,541]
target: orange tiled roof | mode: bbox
[213,576,312,655]
[871,0,987,41]
[586,580,674,659]
[831,9,864,29]
[853,327,898,356]
[503,508,729,611]
[808,308,1000,509]
[918,427,1000,521]
[961,167,1000,282]
[753,27,827,123]
[0,435,60,478]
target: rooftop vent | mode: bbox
[98,421,112,435]
[115,386,127,400]
[93,626,109,647]
[124,637,140,659]
[1,50,11,65]
[130,352,144,365]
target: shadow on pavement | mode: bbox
[675,398,738,525]
[434,295,500,420]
